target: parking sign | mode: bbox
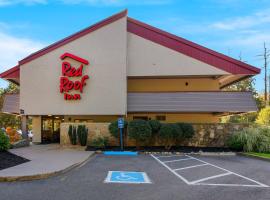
[118,118,124,129]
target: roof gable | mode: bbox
[19,10,127,66]
[127,17,260,75]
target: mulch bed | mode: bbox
[0,151,30,170]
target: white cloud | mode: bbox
[211,9,270,30]
[0,0,47,6]
[0,30,45,72]
[59,0,171,6]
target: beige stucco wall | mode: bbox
[20,17,127,115]
[32,116,41,143]
[127,33,229,77]
[127,113,219,123]
[128,78,220,92]
[63,115,118,122]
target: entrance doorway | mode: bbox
[41,116,64,143]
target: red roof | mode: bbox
[0,65,20,79]
[0,9,260,82]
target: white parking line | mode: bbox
[186,155,269,187]
[163,158,193,163]
[157,155,184,158]
[173,163,208,171]
[151,154,269,188]
[190,172,232,184]
[151,154,191,185]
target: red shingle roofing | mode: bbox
[0,9,260,81]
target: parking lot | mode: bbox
[0,153,270,200]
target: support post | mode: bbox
[21,115,28,139]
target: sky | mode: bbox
[0,0,270,92]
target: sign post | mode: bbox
[118,118,124,151]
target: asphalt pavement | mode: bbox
[0,153,270,200]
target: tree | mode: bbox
[256,42,270,107]
[223,53,263,123]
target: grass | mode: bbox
[244,152,270,159]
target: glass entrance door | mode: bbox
[41,116,63,143]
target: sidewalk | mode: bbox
[0,144,94,181]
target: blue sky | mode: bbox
[0,0,270,92]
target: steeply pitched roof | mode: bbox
[19,10,127,66]
[127,17,260,75]
[0,9,260,83]
[0,65,20,79]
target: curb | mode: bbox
[237,152,270,162]
[97,150,236,156]
[0,153,95,182]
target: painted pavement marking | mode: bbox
[104,171,152,184]
[163,158,194,163]
[173,163,209,171]
[151,154,269,188]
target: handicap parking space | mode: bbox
[104,171,151,184]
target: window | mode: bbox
[133,116,148,120]
[156,115,166,121]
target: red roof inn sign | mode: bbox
[59,53,89,100]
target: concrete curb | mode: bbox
[0,153,95,182]
[237,152,270,162]
[141,151,236,156]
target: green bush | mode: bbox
[77,125,88,146]
[158,123,182,150]
[148,120,161,134]
[0,129,10,151]
[91,137,109,149]
[227,127,270,152]
[177,123,195,138]
[226,133,246,151]
[128,120,152,148]
[68,125,77,145]
[256,107,270,125]
[108,120,128,139]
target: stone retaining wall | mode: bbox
[60,122,249,147]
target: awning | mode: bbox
[127,92,258,113]
[1,94,20,114]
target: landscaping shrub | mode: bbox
[77,125,88,146]
[226,133,246,151]
[108,120,128,139]
[68,125,77,145]
[148,120,161,134]
[91,137,109,149]
[158,123,182,150]
[227,127,270,152]
[256,107,270,125]
[0,129,10,151]
[177,123,195,139]
[128,119,152,149]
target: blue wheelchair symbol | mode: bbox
[104,171,151,184]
